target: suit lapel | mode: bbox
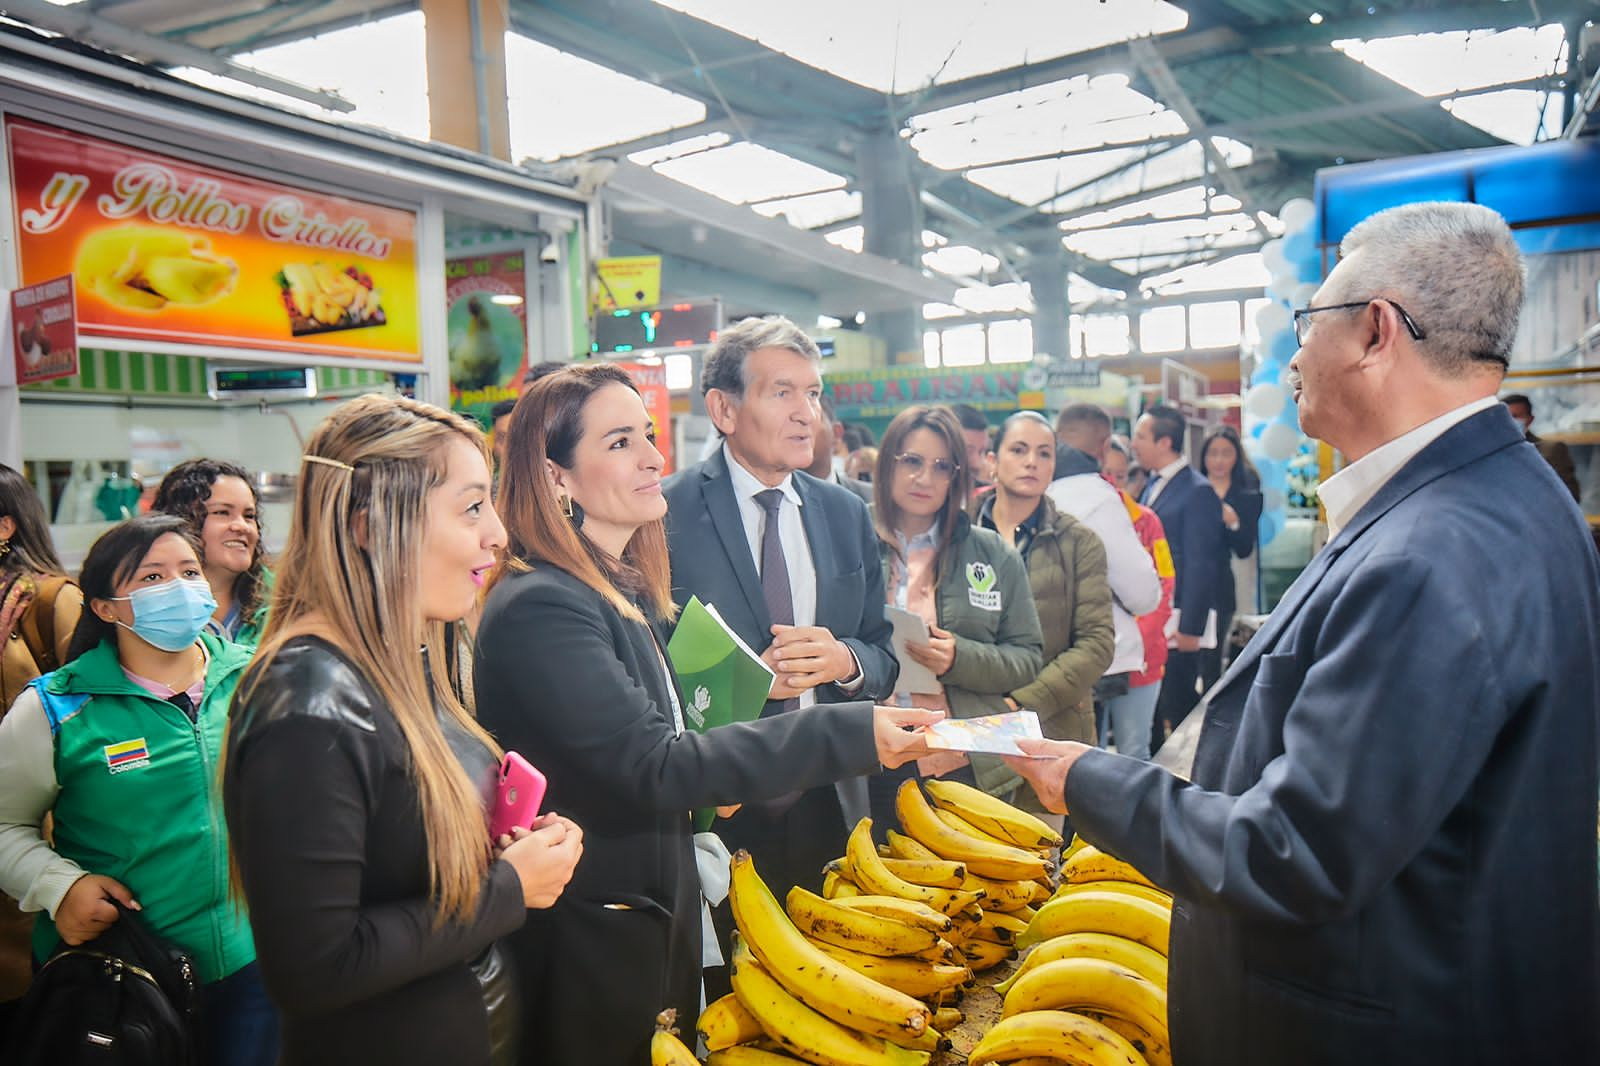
[1209,406,1524,703]
[700,450,769,631]
[795,474,835,628]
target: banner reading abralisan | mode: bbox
[6,116,420,362]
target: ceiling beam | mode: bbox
[5,0,355,110]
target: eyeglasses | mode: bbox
[894,452,959,482]
[1292,298,1426,347]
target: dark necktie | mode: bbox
[1141,474,1161,506]
[754,489,798,716]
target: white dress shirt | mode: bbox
[723,445,821,709]
[1319,396,1499,538]
[1145,457,1190,506]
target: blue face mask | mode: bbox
[111,578,217,652]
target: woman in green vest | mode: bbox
[152,459,272,644]
[865,404,1043,827]
[0,514,276,1066]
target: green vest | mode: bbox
[33,635,256,983]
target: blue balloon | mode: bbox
[1250,421,1266,438]
[1259,509,1284,547]
[1283,229,1314,265]
[1252,360,1280,385]
[1269,330,1298,365]
[1296,251,1324,284]
[1255,458,1287,489]
[1276,402,1300,432]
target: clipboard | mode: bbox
[886,605,943,695]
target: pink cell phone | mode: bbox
[490,752,547,840]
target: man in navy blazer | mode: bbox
[1134,403,1223,747]
[1004,202,1599,1064]
[663,317,898,908]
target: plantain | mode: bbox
[967,1009,1149,1066]
[894,780,1049,881]
[806,937,971,999]
[699,992,766,1052]
[728,935,931,1066]
[844,817,985,917]
[923,777,1064,849]
[650,1008,700,1066]
[1020,889,1172,954]
[729,850,931,1043]
[785,887,943,958]
[996,931,1168,997]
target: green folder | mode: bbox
[667,596,775,830]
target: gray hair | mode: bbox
[700,315,820,397]
[1335,201,1524,375]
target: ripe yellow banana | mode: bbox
[707,1046,810,1065]
[1080,1008,1171,1066]
[699,993,766,1052]
[923,777,1064,849]
[881,856,967,888]
[806,937,971,999]
[967,1009,1148,1066]
[1064,834,1092,860]
[1028,879,1054,906]
[895,780,1050,881]
[729,851,932,1043]
[974,908,1029,944]
[961,871,1037,912]
[1051,879,1173,910]
[885,830,941,862]
[786,887,943,957]
[651,1009,700,1066]
[960,937,1018,971]
[845,817,985,917]
[820,868,861,900]
[996,931,1168,996]
[1020,889,1172,953]
[831,895,954,936]
[728,936,931,1066]
[931,1006,962,1031]
[1061,846,1161,891]
[1000,957,1168,1040]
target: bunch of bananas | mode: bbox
[970,841,1173,1066]
[685,849,942,1066]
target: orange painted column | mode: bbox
[421,0,511,160]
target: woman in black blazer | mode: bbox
[473,365,939,1065]
[1198,425,1263,690]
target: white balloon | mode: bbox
[1261,421,1300,462]
[1245,382,1287,421]
[1291,282,1319,308]
[1263,487,1287,511]
[1266,272,1298,302]
[1255,302,1291,339]
[1279,197,1316,233]
[1261,239,1290,276]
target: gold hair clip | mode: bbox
[301,454,355,473]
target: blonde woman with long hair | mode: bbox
[474,365,939,1065]
[222,395,583,1066]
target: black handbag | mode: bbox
[3,900,199,1065]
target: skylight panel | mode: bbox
[648,0,1187,93]
[1063,213,1256,261]
[1046,139,1253,217]
[826,226,865,253]
[1143,253,1271,295]
[649,142,846,205]
[750,189,862,230]
[1334,25,1567,145]
[628,132,733,167]
[506,33,706,162]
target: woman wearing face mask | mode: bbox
[0,514,276,1066]
[153,459,270,644]
[474,366,940,1065]
[974,412,1114,828]
[866,405,1043,829]
[224,396,584,1066]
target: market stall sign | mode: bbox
[826,366,1037,420]
[446,251,528,419]
[591,255,660,313]
[620,361,674,474]
[10,273,78,384]
[6,117,419,362]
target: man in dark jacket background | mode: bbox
[1004,202,1600,1065]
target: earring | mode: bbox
[0,540,10,559]
[560,495,574,519]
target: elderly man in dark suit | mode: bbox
[1132,403,1223,747]
[1004,201,1599,1065]
[664,317,898,910]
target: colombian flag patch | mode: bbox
[104,738,150,774]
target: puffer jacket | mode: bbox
[879,513,1043,796]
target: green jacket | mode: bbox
[982,496,1115,745]
[880,514,1043,797]
[32,635,256,983]
[228,567,274,647]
